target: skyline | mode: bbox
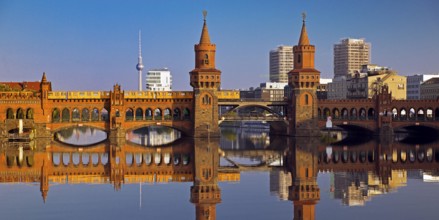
[0,0,438,91]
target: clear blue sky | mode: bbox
[0,0,438,91]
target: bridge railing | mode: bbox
[220,115,286,121]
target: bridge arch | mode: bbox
[426,108,433,120]
[350,108,357,120]
[359,108,366,120]
[323,108,330,118]
[101,108,109,121]
[341,108,348,119]
[417,108,425,120]
[400,108,407,120]
[409,108,415,120]
[183,108,190,120]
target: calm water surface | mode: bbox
[1,126,438,220]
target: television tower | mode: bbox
[136,30,144,91]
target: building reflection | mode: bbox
[1,135,439,219]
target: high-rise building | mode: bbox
[334,38,371,78]
[269,45,293,83]
[407,74,439,100]
[145,68,172,91]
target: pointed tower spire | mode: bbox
[136,30,144,91]
[199,10,211,44]
[41,72,47,83]
[298,12,310,46]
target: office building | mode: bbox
[145,68,172,91]
[269,46,294,83]
[334,38,371,78]
[407,74,439,100]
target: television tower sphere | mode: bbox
[136,63,144,71]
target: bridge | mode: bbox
[2,15,439,141]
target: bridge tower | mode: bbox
[287,138,320,220]
[190,11,222,138]
[287,15,321,136]
[40,160,49,203]
[190,138,221,220]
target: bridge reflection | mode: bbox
[1,136,439,219]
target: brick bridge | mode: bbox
[2,16,439,140]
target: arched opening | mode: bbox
[408,108,416,120]
[202,94,212,105]
[6,108,14,119]
[101,108,108,121]
[145,108,153,120]
[26,108,34,119]
[183,108,191,120]
[91,108,99,121]
[392,108,398,120]
[367,108,375,120]
[16,108,24,119]
[164,108,172,120]
[81,108,89,121]
[426,108,433,120]
[341,108,348,119]
[52,108,60,122]
[417,108,425,120]
[135,108,143,120]
[350,108,357,120]
[323,108,331,118]
[400,108,407,120]
[72,108,80,122]
[173,108,181,120]
[304,94,309,105]
[62,108,70,122]
[436,108,439,121]
[125,108,134,121]
[154,108,162,120]
[332,108,340,119]
[359,108,366,120]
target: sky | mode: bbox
[0,0,438,91]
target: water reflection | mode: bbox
[55,126,107,146]
[1,127,439,219]
[127,126,181,146]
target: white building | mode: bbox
[269,45,294,83]
[334,38,371,79]
[145,68,172,91]
[406,74,439,100]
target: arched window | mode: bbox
[173,108,181,120]
[297,54,301,63]
[16,108,24,119]
[26,108,34,119]
[304,94,309,105]
[52,108,60,122]
[204,54,209,64]
[164,108,172,120]
[91,108,99,121]
[81,108,89,121]
[101,108,109,121]
[154,108,162,120]
[72,108,80,122]
[145,108,153,120]
[135,108,143,120]
[62,108,70,122]
[183,108,190,120]
[125,108,134,121]
[6,108,14,119]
